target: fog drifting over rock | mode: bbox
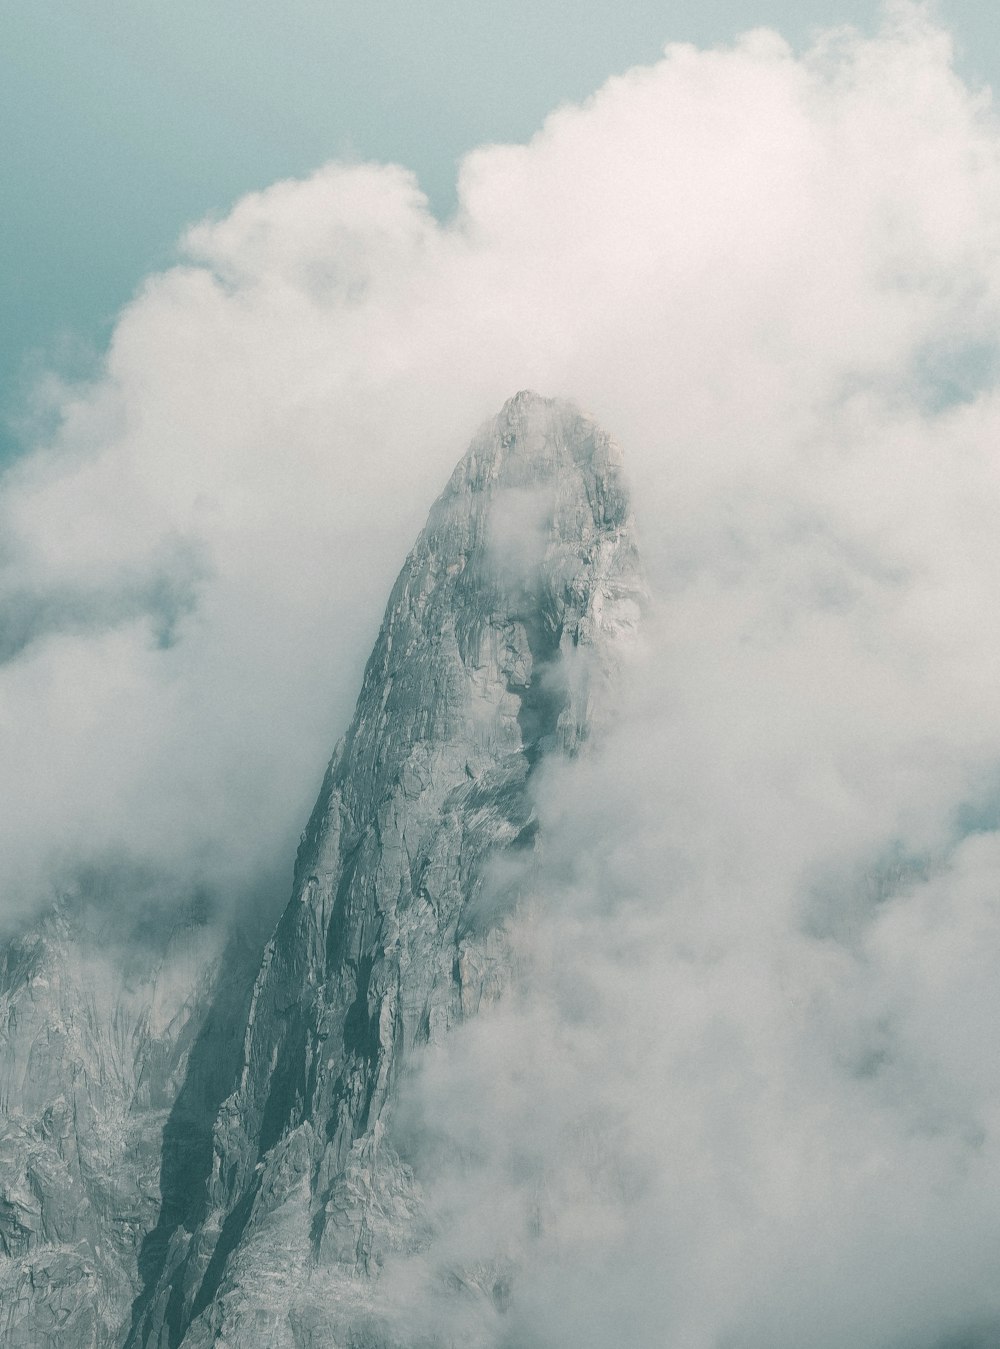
[5,3,1000,1341]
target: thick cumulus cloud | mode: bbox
[7,2,1000,1336]
[3,2,996,919]
[386,731,1000,1346]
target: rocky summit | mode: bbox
[0,392,642,1346]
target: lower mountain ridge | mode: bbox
[0,392,642,1347]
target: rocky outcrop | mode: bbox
[0,392,641,1347]
[128,391,642,1346]
[0,899,241,1348]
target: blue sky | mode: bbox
[2,0,994,461]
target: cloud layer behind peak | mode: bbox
[3,4,1000,939]
[9,6,1000,1341]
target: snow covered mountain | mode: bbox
[0,392,641,1346]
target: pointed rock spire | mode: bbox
[130,393,643,1346]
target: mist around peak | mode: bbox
[5,4,1000,1343]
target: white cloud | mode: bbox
[5,4,1000,1338]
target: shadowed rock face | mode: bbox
[134,391,642,1347]
[0,900,233,1349]
[0,393,641,1348]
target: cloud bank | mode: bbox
[6,3,1000,1338]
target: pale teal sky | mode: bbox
[0,0,995,460]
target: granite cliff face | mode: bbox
[132,391,641,1346]
[0,899,247,1348]
[0,392,641,1346]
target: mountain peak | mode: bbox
[125,395,643,1346]
[438,392,631,575]
[480,388,617,467]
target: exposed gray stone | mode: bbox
[0,901,230,1348]
[0,392,641,1347]
[136,391,641,1346]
